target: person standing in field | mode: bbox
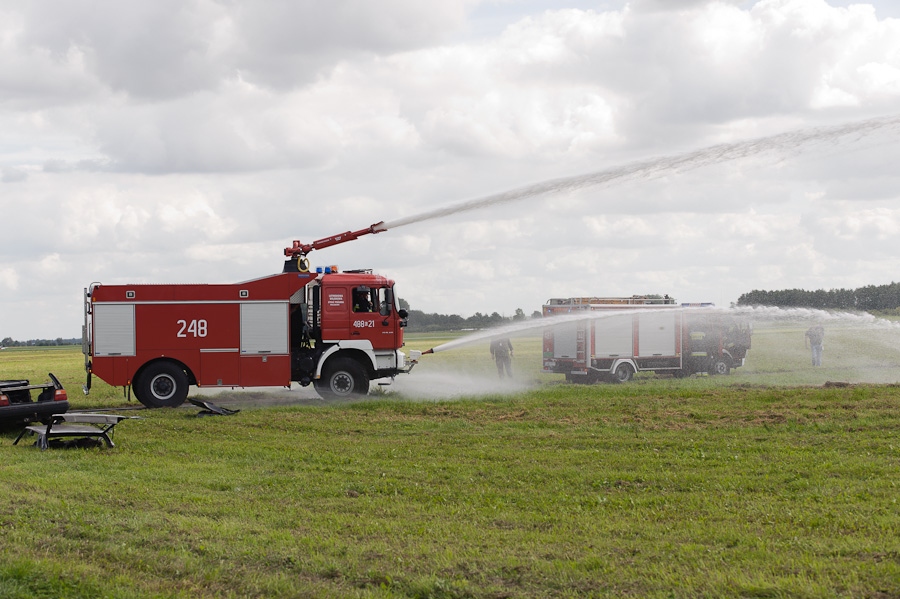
[805,324,825,367]
[490,337,514,378]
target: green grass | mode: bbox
[1,326,900,598]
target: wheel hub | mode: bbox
[330,372,353,395]
[150,374,176,400]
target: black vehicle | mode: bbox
[0,373,69,424]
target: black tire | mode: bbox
[712,359,731,376]
[611,363,634,384]
[134,361,189,408]
[314,358,369,399]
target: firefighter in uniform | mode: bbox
[353,289,372,312]
[805,325,825,367]
[490,337,514,378]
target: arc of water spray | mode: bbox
[380,114,900,232]
[426,308,652,354]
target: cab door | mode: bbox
[374,285,402,351]
[347,285,378,346]
[319,285,350,342]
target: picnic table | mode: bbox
[14,412,139,450]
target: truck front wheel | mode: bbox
[611,363,634,384]
[134,362,189,408]
[712,359,731,376]
[315,358,369,399]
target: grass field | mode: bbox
[1,323,899,598]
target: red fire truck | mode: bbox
[82,223,419,407]
[542,296,751,383]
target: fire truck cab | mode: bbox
[83,262,415,408]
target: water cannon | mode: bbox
[285,221,387,259]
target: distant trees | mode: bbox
[737,282,900,312]
[1,337,80,347]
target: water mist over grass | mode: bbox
[732,306,900,385]
[387,368,534,400]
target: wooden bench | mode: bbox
[14,413,139,450]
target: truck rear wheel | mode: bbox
[611,363,634,384]
[315,358,369,399]
[135,362,189,408]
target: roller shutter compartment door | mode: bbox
[93,304,136,356]
[240,303,289,355]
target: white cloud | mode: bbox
[10,0,478,99]
[1,166,27,182]
[0,267,19,291]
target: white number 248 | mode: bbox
[177,319,208,338]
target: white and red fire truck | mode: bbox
[542,296,751,383]
[82,223,420,408]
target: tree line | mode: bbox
[1,337,81,347]
[737,282,900,313]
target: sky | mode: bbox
[2,0,900,340]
